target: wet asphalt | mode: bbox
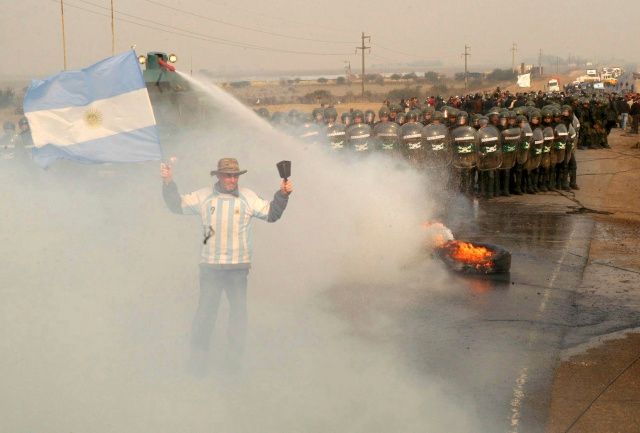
[398,196,594,433]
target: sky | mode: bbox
[1,0,637,79]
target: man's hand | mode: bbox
[160,163,173,185]
[280,179,293,196]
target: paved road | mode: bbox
[372,197,595,432]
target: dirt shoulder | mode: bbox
[546,129,640,433]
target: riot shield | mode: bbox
[451,125,478,169]
[500,127,520,170]
[346,123,373,153]
[517,123,532,165]
[565,124,577,164]
[326,123,347,151]
[540,126,554,169]
[422,123,452,168]
[373,121,400,152]
[553,123,568,164]
[524,127,544,171]
[297,122,323,145]
[476,125,502,171]
[399,122,426,166]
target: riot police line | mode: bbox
[256,104,580,198]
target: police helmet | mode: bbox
[365,109,376,124]
[456,111,470,126]
[312,107,324,122]
[432,111,444,123]
[324,107,338,122]
[378,106,391,118]
[406,110,418,122]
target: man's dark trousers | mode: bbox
[191,265,249,360]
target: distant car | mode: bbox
[548,79,560,92]
[601,73,618,86]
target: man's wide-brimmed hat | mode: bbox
[210,158,247,176]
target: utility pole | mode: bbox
[60,0,68,70]
[538,48,543,76]
[110,0,115,55]
[344,60,351,77]
[355,32,370,98]
[461,44,470,90]
[511,43,518,72]
[556,56,559,74]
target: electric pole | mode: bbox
[344,60,352,81]
[461,44,470,90]
[355,32,370,99]
[556,56,559,74]
[110,0,115,55]
[511,43,517,72]
[60,0,68,70]
[538,48,543,76]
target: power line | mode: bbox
[137,0,354,44]
[57,0,351,56]
[194,0,353,36]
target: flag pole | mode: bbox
[110,0,115,55]
[60,0,68,70]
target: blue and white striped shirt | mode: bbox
[164,182,288,268]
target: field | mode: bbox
[221,69,584,115]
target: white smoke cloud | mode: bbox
[0,75,484,433]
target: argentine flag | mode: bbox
[23,50,161,168]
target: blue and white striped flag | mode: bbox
[23,50,161,168]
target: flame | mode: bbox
[422,220,454,248]
[446,240,493,263]
[442,240,495,272]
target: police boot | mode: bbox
[478,171,487,199]
[500,170,510,196]
[548,167,557,191]
[570,168,580,190]
[469,170,477,196]
[486,171,495,199]
[560,165,570,190]
[549,164,558,191]
[477,171,485,198]
[538,168,548,192]
[526,171,536,194]
[513,167,523,195]
[524,171,533,194]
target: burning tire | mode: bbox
[435,240,511,274]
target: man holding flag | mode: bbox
[161,158,293,375]
[23,50,161,168]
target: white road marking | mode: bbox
[507,225,578,433]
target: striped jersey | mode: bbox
[180,186,271,267]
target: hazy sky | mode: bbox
[1,0,637,78]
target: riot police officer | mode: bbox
[451,117,478,195]
[561,105,579,190]
[364,109,376,127]
[476,123,502,199]
[378,106,391,124]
